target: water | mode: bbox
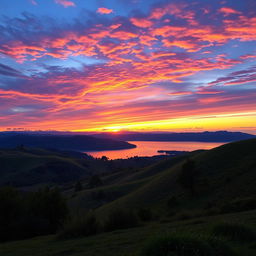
[85,141,224,160]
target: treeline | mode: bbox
[0,186,68,242]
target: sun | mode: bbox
[103,126,123,133]
[109,129,121,133]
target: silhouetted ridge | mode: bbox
[0,133,136,151]
[94,131,255,142]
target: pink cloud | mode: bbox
[97,7,113,15]
[55,0,75,8]
[130,17,153,28]
[29,0,37,5]
[219,7,241,16]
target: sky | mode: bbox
[0,0,255,133]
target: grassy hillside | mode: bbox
[1,138,256,256]
[0,148,88,186]
[0,148,168,188]
[0,210,255,256]
[95,138,256,215]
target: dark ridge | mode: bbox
[93,131,255,142]
[0,133,136,151]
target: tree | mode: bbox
[28,187,69,232]
[178,159,199,196]
[101,156,109,161]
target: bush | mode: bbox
[104,208,139,232]
[139,233,236,256]
[58,213,100,239]
[221,197,256,213]
[167,196,179,208]
[27,187,68,232]
[0,186,69,242]
[88,175,103,188]
[178,159,199,196]
[137,208,152,222]
[212,223,256,242]
[207,237,237,256]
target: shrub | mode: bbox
[88,175,103,188]
[175,210,193,220]
[221,197,256,213]
[58,213,100,239]
[0,186,69,242]
[139,233,236,256]
[137,208,152,222]
[207,237,237,256]
[104,208,139,232]
[91,190,106,201]
[27,187,69,232]
[178,159,199,196]
[204,207,221,216]
[167,196,179,208]
[212,223,256,242]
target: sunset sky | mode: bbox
[0,0,255,133]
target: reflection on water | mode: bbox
[85,141,224,160]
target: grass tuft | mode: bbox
[57,213,100,239]
[212,222,256,242]
[139,233,236,256]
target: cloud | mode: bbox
[97,7,113,15]
[0,0,255,131]
[0,63,25,78]
[29,0,37,5]
[130,17,153,28]
[55,0,75,8]
[219,7,241,16]
[208,66,256,86]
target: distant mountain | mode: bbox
[94,131,255,142]
[0,133,136,151]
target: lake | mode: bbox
[85,141,224,159]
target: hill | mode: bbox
[0,148,93,187]
[94,130,255,142]
[1,138,256,256]
[0,132,136,151]
[0,148,168,187]
[95,138,256,215]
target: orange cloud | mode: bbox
[97,7,113,14]
[219,7,241,16]
[130,17,153,28]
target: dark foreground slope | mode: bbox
[1,139,256,256]
[0,133,136,151]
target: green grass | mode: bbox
[0,148,89,186]
[95,139,256,217]
[0,210,256,256]
[139,233,236,256]
[212,223,256,242]
[1,139,256,255]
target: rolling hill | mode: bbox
[94,138,256,216]
[94,130,255,142]
[0,132,136,151]
[1,138,256,256]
